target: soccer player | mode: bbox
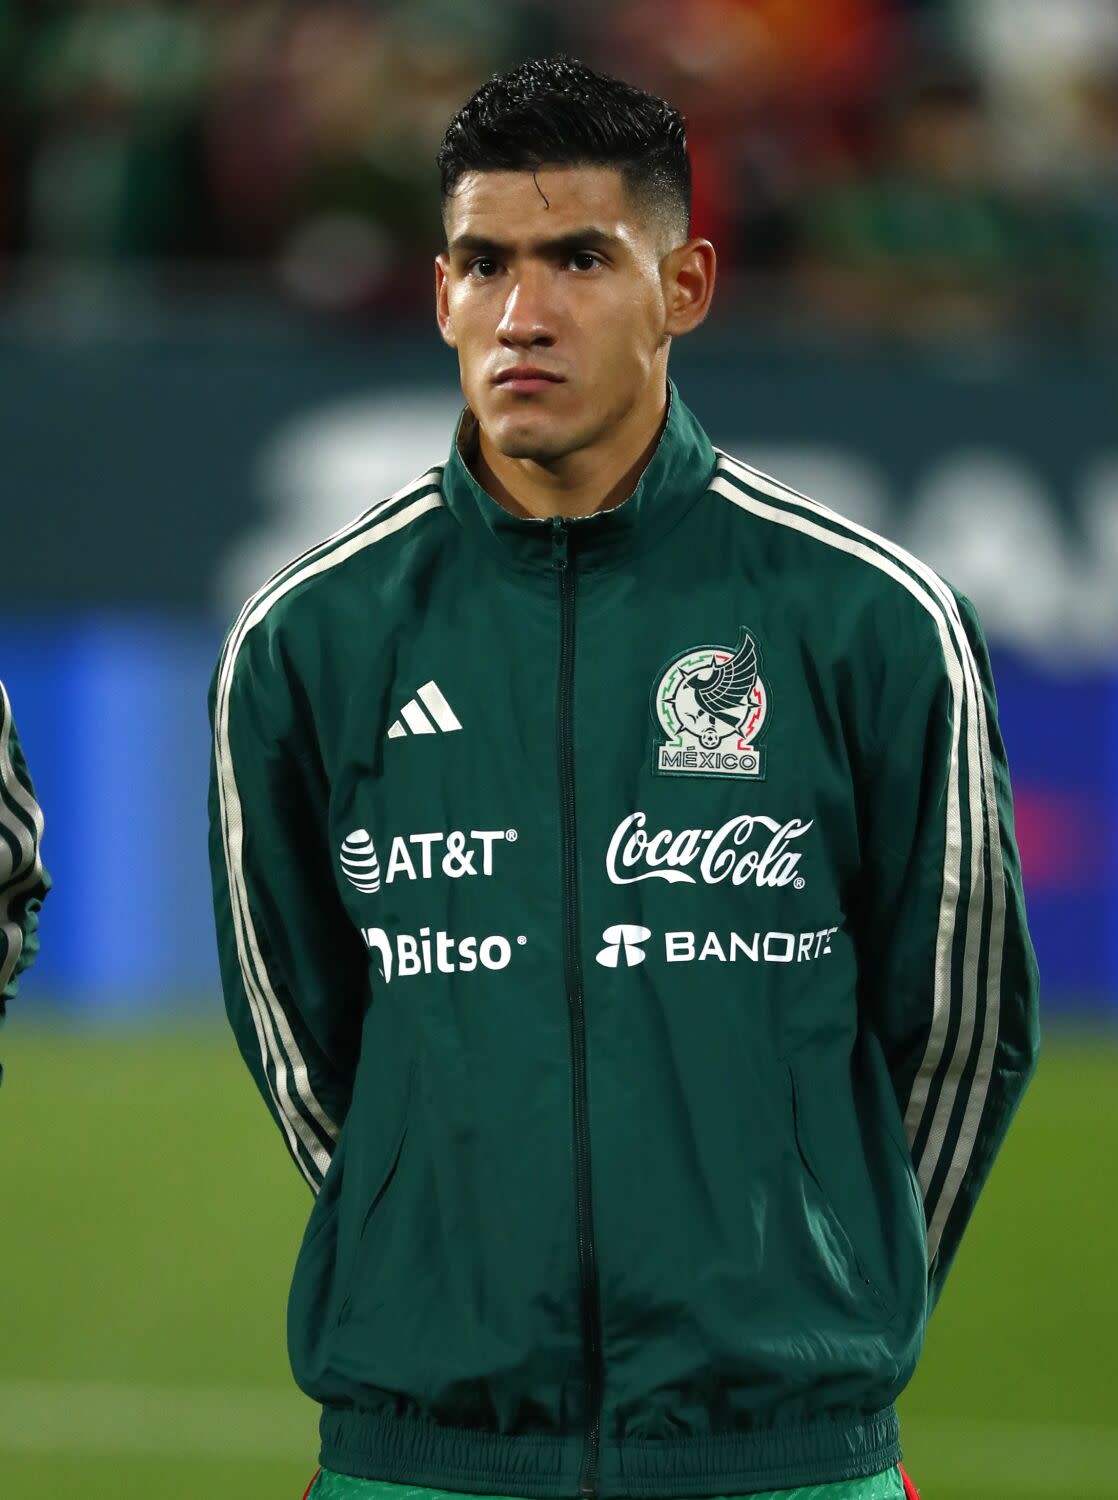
[208,56,1039,1500]
[1,680,50,1078]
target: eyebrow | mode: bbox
[447,228,625,259]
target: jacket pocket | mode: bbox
[335,1061,416,1328]
[785,1061,890,1315]
[886,1104,927,1269]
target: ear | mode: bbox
[662,239,717,338]
[435,254,457,348]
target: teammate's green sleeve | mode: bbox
[1,680,52,1085]
[1,681,50,1008]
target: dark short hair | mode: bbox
[437,54,691,242]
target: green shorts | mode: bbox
[304,1472,907,1500]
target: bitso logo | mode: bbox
[363,925,526,982]
[596,924,652,968]
[652,627,768,779]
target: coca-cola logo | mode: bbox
[606,812,812,888]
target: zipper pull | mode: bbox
[551,515,570,571]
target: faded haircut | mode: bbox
[437,54,691,245]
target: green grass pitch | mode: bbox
[0,1020,1114,1499]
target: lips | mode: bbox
[494,367,564,387]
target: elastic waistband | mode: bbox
[319,1404,901,1498]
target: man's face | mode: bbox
[436,166,681,463]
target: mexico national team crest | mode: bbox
[652,627,769,779]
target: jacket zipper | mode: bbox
[553,516,604,1500]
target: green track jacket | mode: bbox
[208,380,1040,1498]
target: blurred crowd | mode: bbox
[2,0,1118,339]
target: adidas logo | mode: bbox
[387,680,462,739]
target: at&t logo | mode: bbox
[340,826,517,893]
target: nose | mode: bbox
[496,265,556,349]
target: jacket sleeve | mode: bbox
[1,680,51,1014]
[207,620,367,1193]
[857,587,1040,1314]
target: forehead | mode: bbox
[444,166,645,246]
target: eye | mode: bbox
[569,251,602,271]
[467,257,501,279]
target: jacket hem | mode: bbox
[319,1404,900,1498]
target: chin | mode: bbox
[489,413,570,462]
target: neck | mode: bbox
[470,377,670,522]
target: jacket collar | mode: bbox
[439,377,717,574]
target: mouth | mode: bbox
[493,368,565,394]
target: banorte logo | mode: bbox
[595,923,840,969]
[595,925,652,968]
[606,812,812,888]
